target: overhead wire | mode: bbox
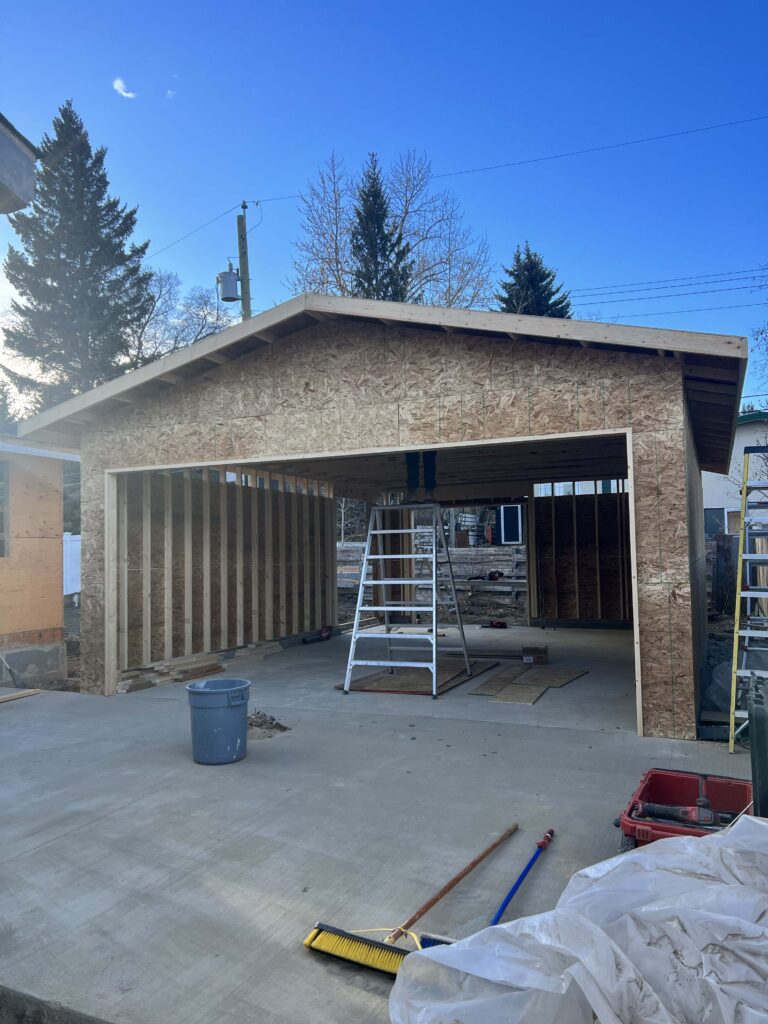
[594,300,768,320]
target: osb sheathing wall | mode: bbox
[81,320,697,737]
[0,454,64,647]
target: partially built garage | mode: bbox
[18,294,746,738]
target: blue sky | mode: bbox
[2,0,767,395]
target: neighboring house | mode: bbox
[702,411,768,537]
[0,111,38,213]
[0,431,79,683]
[18,294,746,740]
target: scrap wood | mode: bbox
[0,688,41,704]
[469,664,530,695]
[492,683,548,704]
[336,659,499,695]
[517,666,588,688]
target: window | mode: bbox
[704,507,726,538]
[499,504,523,545]
[0,462,7,556]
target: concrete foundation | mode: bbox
[0,627,750,1024]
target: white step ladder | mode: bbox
[729,446,768,750]
[342,502,471,698]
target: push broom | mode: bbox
[304,823,518,975]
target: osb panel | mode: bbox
[79,320,694,738]
[0,454,63,638]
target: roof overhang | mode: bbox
[0,434,80,462]
[18,293,747,472]
[0,112,38,213]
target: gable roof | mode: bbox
[18,293,747,471]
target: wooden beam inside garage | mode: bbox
[299,478,311,633]
[264,473,274,640]
[250,470,260,644]
[118,474,128,671]
[220,468,228,649]
[235,467,244,648]
[142,472,152,665]
[164,471,173,661]
[202,468,212,653]
[184,468,193,655]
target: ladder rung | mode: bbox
[366,554,434,560]
[742,553,768,561]
[356,633,435,641]
[733,710,749,720]
[739,629,768,638]
[351,660,435,669]
[367,579,437,585]
[741,590,768,598]
[370,528,433,535]
[746,480,768,489]
[360,605,432,613]
[736,669,768,678]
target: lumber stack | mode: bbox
[118,652,224,693]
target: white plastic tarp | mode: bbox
[390,816,768,1024]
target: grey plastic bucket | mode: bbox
[186,677,251,764]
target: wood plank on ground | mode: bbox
[516,666,588,688]
[336,659,498,695]
[492,683,547,704]
[0,689,41,704]
[469,664,530,695]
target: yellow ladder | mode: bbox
[729,446,768,750]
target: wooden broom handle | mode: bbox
[387,823,519,944]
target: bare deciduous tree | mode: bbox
[292,151,493,309]
[126,269,233,368]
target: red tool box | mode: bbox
[617,769,753,849]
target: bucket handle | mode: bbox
[227,688,247,706]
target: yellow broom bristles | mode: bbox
[304,925,409,976]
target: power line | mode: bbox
[573,273,767,300]
[595,300,768,320]
[571,266,767,295]
[146,203,241,261]
[573,283,767,308]
[432,114,768,180]
[143,114,768,263]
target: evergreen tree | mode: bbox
[496,242,572,318]
[350,153,412,301]
[4,101,153,406]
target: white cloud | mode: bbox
[165,89,176,99]
[112,77,137,99]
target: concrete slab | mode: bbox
[0,627,751,1024]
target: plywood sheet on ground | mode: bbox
[517,667,588,688]
[469,664,530,695]
[337,659,498,695]
[492,683,548,704]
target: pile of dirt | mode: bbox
[247,710,290,738]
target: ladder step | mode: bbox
[370,528,433,535]
[351,660,435,669]
[741,590,768,598]
[365,554,434,560]
[736,669,768,678]
[739,629,768,639]
[746,480,768,489]
[742,554,768,562]
[367,579,438,586]
[360,605,433,613]
[356,633,435,641]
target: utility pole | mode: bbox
[236,200,252,321]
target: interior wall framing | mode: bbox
[106,465,336,690]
